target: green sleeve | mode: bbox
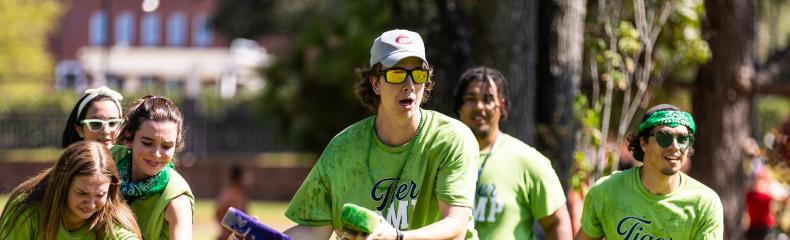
[1,206,36,240]
[110,145,127,164]
[434,127,478,208]
[694,196,724,240]
[285,150,333,226]
[580,185,603,238]
[524,152,567,219]
[110,224,140,240]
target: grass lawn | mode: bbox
[0,194,295,240]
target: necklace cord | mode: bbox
[476,132,501,181]
[366,109,425,187]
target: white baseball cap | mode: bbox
[369,29,427,68]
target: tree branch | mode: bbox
[757,82,790,96]
[756,43,790,85]
[662,77,790,97]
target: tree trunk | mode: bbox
[536,0,586,190]
[691,0,754,238]
[471,0,538,144]
[391,0,473,116]
[425,0,474,115]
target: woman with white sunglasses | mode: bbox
[62,86,125,148]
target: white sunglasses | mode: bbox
[80,119,124,132]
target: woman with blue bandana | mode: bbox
[576,104,724,240]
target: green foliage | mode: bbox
[756,0,790,62]
[571,93,606,190]
[253,0,392,151]
[210,0,274,38]
[616,21,641,56]
[0,0,63,83]
[0,0,64,115]
[0,85,77,114]
[589,0,709,87]
[122,87,260,119]
[755,96,790,138]
[576,0,710,185]
[570,150,590,192]
[655,0,710,70]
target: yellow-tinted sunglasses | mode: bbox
[382,68,430,84]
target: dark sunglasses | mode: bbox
[381,68,430,84]
[650,130,694,150]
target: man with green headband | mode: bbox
[576,104,723,240]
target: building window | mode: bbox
[192,14,214,47]
[167,12,186,47]
[89,10,108,46]
[115,11,135,46]
[192,14,213,47]
[141,13,160,46]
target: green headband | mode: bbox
[636,110,696,135]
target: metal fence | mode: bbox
[0,105,292,153]
[0,111,66,148]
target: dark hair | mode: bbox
[0,141,141,240]
[452,66,510,119]
[62,95,122,148]
[627,104,694,161]
[354,62,435,112]
[116,96,185,153]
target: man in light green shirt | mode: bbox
[285,29,479,240]
[577,104,724,240]
[453,67,572,240]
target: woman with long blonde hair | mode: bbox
[0,141,141,239]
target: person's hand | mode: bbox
[337,229,365,240]
[338,217,398,240]
[364,220,398,240]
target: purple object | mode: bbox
[221,207,291,240]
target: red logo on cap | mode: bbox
[395,35,412,44]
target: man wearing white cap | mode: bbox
[285,29,480,240]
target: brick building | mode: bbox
[50,0,272,98]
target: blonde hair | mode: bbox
[0,141,141,240]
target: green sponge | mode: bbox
[341,203,381,234]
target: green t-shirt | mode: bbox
[473,133,566,240]
[580,167,724,240]
[128,168,194,240]
[0,204,138,240]
[286,110,479,239]
[111,146,195,240]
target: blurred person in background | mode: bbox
[215,165,249,240]
[746,165,789,240]
[112,96,194,240]
[62,86,125,149]
[452,66,572,240]
[284,29,479,240]
[745,138,790,240]
[576,104,723,240]
[0,141,141,239]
